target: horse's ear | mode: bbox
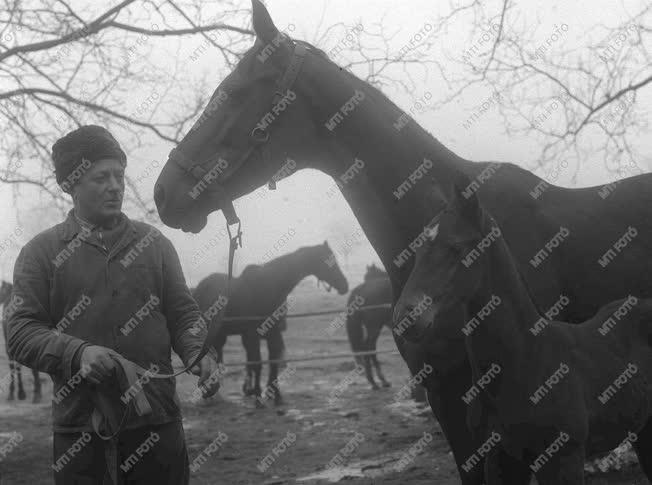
[450,172,482,226]
[252,0,279,43]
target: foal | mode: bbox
[394,177,652,484]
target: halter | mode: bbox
[168,37,308,225]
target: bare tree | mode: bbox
[426,0,651,183]
[0,0,437,223]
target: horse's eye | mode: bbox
[424,223,440,241]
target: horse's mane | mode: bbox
[364,264,387,281]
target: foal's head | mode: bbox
[393,175,492,342]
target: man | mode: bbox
[7,125,220,484]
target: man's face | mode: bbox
[72,158,124,224]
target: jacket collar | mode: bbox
[59,209,137,242]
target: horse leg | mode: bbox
[491,450,534,485]
[32,369,41,403]
[483,446,507,485]
[426,360,532,485]
[266,330,285,406]
[632,418,652,481]
[243,332,263,407]
[16,363,25,400]
[534,440,585,485]
[361,325,378,390]
[369,323,390,387]
[240,333,255,396]
[427,381,484,484]
[8,360,15,401]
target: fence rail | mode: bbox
[216,303,393,323]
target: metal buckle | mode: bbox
[251,126,270,143]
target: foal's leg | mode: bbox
[32,369,41,403]
[632,418,652,481]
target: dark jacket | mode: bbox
[7,210,205,432]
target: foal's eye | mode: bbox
[424,223,440,241]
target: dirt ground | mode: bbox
[0,290,647,485]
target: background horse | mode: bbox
[1,280,41,402]
[192,242,348,405]
[153,2,652,482]
[346,264,392,389]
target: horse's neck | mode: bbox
[310,77,477,295]
[466,230,542,367]
[261,250,314,298]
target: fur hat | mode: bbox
[52,125,126,192]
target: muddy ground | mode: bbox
[0,290,647,484]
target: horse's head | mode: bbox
[0,281,12,305]
[154,0,339,232]
[310,241,349,295]
[393,174,487,342]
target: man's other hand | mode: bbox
[190,355,221,398]
[79,345,120,384]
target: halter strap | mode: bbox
[169,40,308,221]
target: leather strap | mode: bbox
[273,42,307,103]
[90,355,154,485]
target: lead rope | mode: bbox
[98,218,242,485]
[145,218,241,380]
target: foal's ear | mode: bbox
[252,0,280,43]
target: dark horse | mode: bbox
[395,176,652,483]
[1,281,42,402]
[192,242,348,405]
[346,264,392,389]
[153,2,652,482]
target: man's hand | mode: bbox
[79,345,120,384]
[190,355,221,398]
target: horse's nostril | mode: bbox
[154,184,165,208]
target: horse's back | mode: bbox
[192,273,229,311]
[473,162,652,321]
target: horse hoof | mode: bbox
[255,398,266,409]
[32,395,42,404]
[18,390,26,400]
[371,385,380,391]
[274,396,284,406]
[7,394,14,401]
[382,381,391,388]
